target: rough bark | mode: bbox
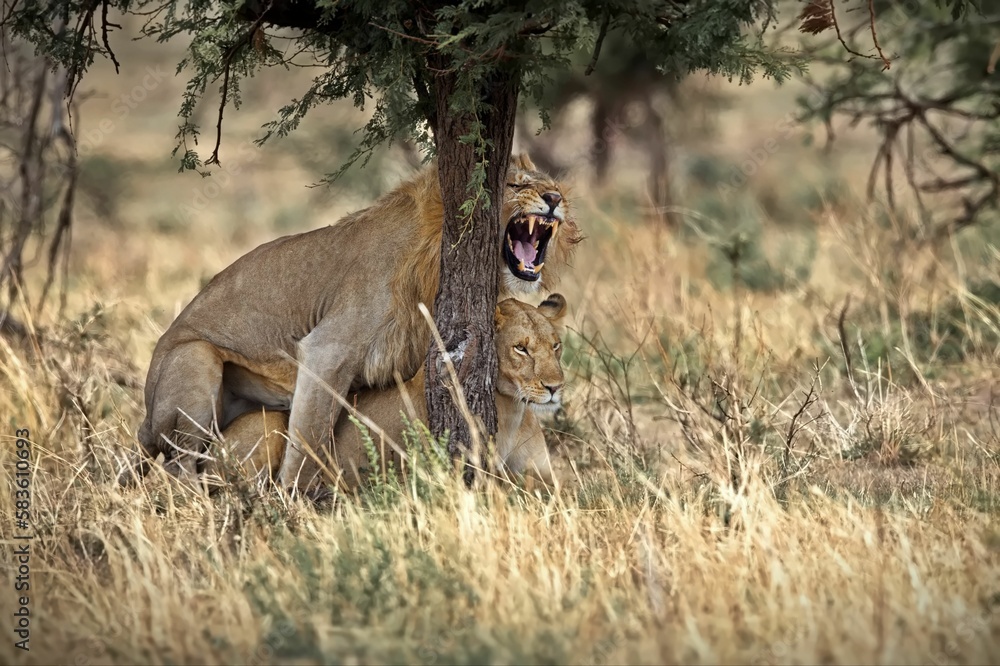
[425,65,520,484]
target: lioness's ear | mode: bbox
[537,293,567,322]
[495,305,506,328]
[511,152,536,173]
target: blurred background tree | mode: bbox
[511,0,994,239]
[516,28,686,225]
[793,0,998,241]
[0,21,77,323]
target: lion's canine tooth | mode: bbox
[527,216,535,235]
[533,263,544,274]
[551,220,559,236]
[532,240,539,249]
[517,259,526,273]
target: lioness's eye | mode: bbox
[506,182,529,190]
[514,344,528,355]
[553,341,561,351]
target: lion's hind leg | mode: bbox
[139,340,226,482]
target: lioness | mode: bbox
[128,153,580,491]
[207,295,568,491]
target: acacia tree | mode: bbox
[6,0,793,477]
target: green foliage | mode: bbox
[678,198,818,294]
[7,1,799,178]
[348,412,456,508]
[576,454,659,510]
[817,279,1000,386]
[77,154,134,225]
[244,532,480,657]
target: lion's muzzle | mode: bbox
[503,213,558,282]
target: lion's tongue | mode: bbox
[513,240,537,267]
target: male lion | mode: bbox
[127,153,580,491]
[206,294,568,492]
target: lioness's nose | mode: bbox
[544,383,562,397]
[541,192,562,212]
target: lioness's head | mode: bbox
[501,154,581,295]
[495,294,567,414]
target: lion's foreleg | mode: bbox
[278,327,359,494]
[504,413,554,490]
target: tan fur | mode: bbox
[202,410,289,486]
[127,154,581,491]
[217,296,568,492]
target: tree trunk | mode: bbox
[425,65,519,484]
[641,95,676,229]
[591,96,613,185]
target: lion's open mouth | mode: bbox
[503,214,558,281]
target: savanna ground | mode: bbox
[2,22,1000,666]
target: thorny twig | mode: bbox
[585,11,610,76]
[837,294,854,381]
[206,2,274,167]
[100,0,121,74]
[784,375,820,471]
[799,0,891,70]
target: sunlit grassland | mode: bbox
[2,20,1000,664]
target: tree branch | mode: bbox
[237,0,343,34]
[584,11,609,76]
[368,21,436,46]
[205,61,230,167]
[837,295,854,382]
[866,0,890,71]
[100,0,120,74]
[413,70,436,136]
[800,0,891,70]
[206,3,274,166]
[518,17,553,36]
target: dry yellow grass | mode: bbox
[4,458,1000,665]
[2,24,1000,664]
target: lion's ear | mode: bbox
[511,152,537,173]
[537,293,567,323]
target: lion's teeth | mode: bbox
[551,220,559,236]
[527,216,535,235]
[517,260,526,273]
[533,263,544,274]
[532,240,539,249]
